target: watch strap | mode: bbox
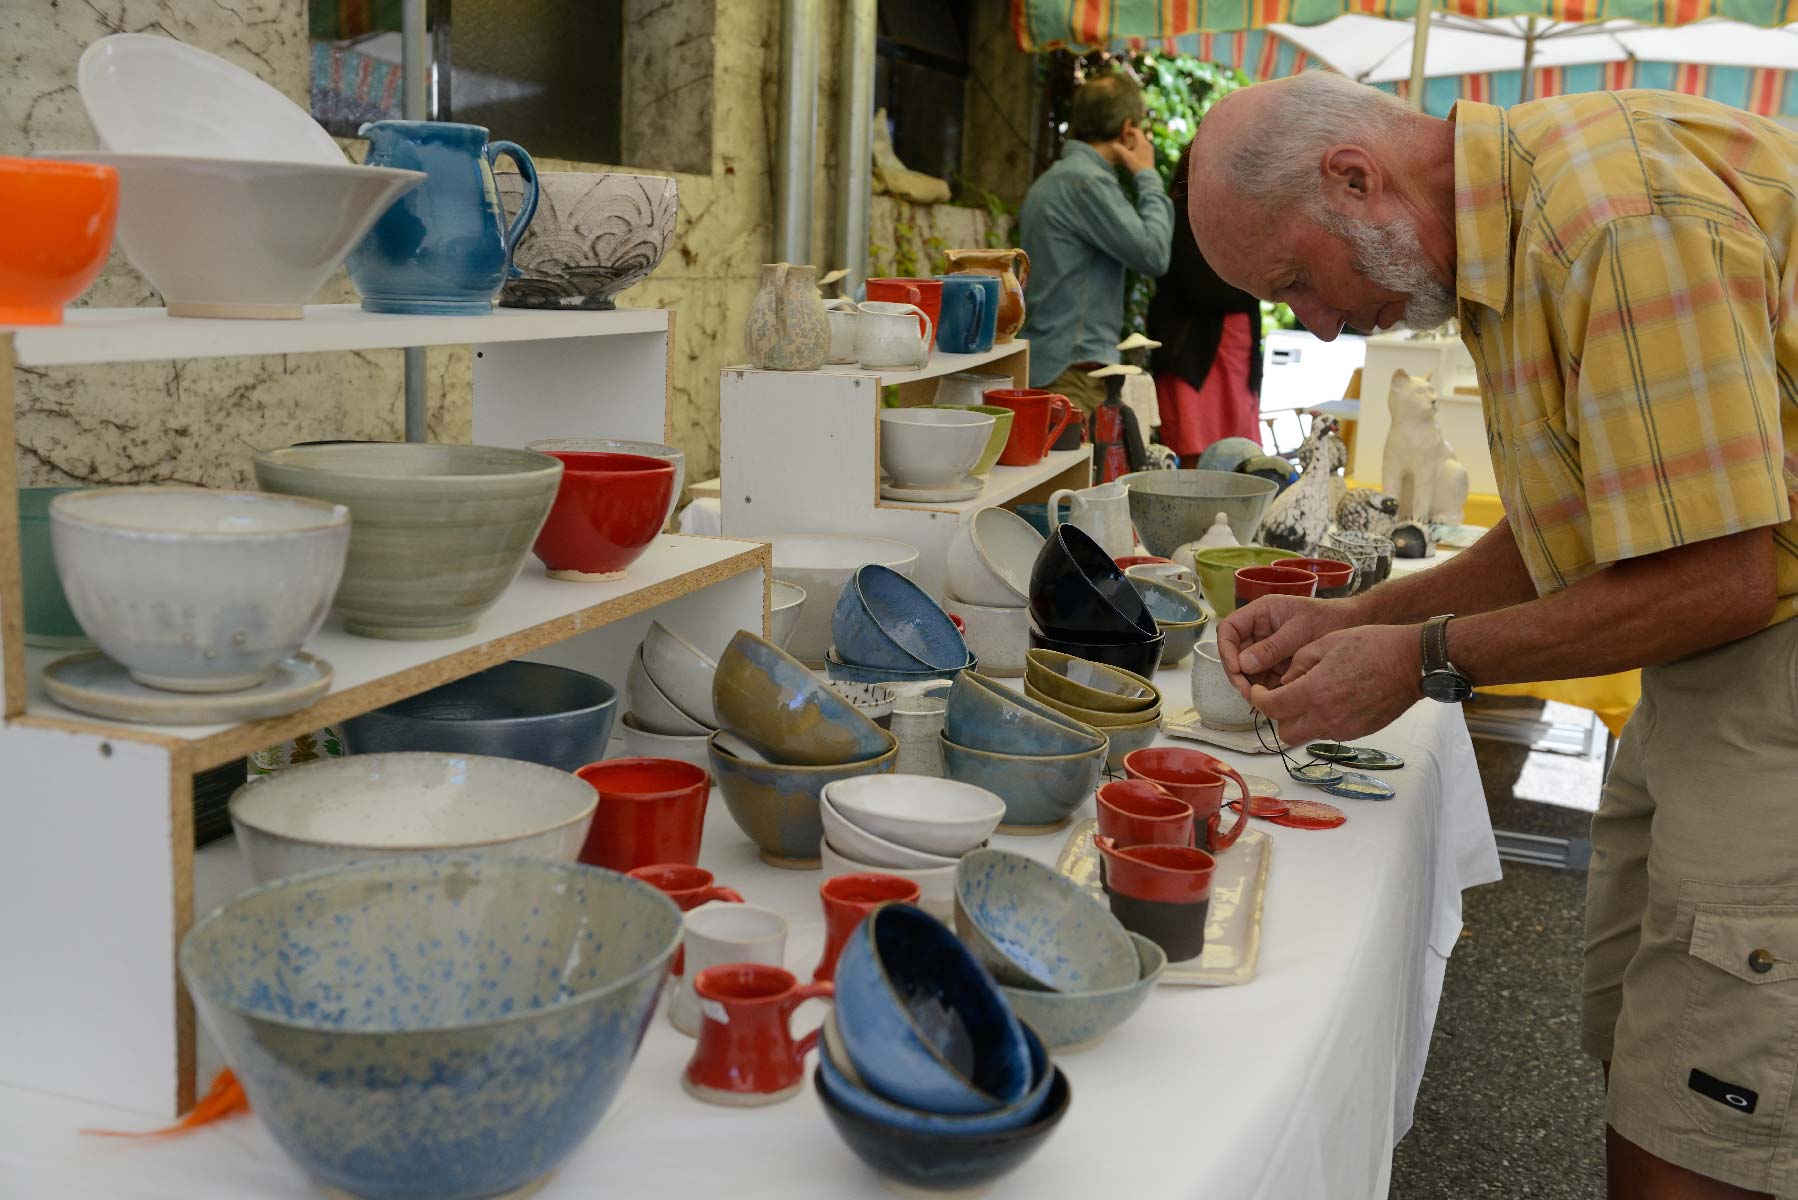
[1422,614,1455,675]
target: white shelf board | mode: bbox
[727,340,1027,390]
[8,304,670,367]
[20,532,766,770]
[878,446,1090,514]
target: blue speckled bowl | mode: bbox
[817,1018,1053,1134]
[180,856,681,1200]
[953,848,1138,994]
[833,903,1030,1115]
[938,733,1106,831]
[942,669,1103,757]
[833,563,969,672]
[999,933,1166,1050]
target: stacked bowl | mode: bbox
[818,903,1070,1194]
[1023,649,1163,771]
[621,619,722,769]
[943,506,1043,678]
[828,563,975,684]
[1130,576,1209,670]
[710,629,898,868]
[939,670,1107,834]
[818,773,1006,919]
[766,534,920,665]
[1027,523,1163,678]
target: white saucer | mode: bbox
[880,475,984,503]
[43,651,333,725]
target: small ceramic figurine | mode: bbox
[1257,414,1344,555]
[1382,369,1470,524]
[744,263,830,371]
[1391,521,1435,559]
[1194,513,1239,550]
[1335,486,1400,536]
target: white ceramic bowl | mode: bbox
[626,647,712,736]
[618,711,712,771]
[878,409,995,489]
[640,620,719,728]
[819,792,960,870]
[78,33,347,164]
[767,534,920,665]
[228,751,598,884]
[947,506,1044,607]
[41,152,422,319]
[769,579,807,649]
[50,486,349,693]
[820,836,958,922]
[824,774,1006,857]
[942,595,1029,678]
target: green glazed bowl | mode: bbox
[920,405,1013,477]
[1194,545,1290,617]
[18,487,89,648]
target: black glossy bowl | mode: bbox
[1029,626,1165,680]
[1028,524,1156,642]
[814,1061,1071,1194]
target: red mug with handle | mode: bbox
[813,873,922,983]
[1095,779,1195,848]
[682,964,833,1106]
[1121,746,1253,854]
[865,277,943,343]
[984,388,1079,466]
[628,863,745,976]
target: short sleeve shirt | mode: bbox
[1453,91,1798,625]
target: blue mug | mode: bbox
[934,274,998,354]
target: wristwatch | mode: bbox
[1420,614,1473,703]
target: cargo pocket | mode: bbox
[1667,893,1798,1143]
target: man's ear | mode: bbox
[1318,145,1381,214]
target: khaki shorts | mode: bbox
[1044,365,1108,418]
[1583,616,1798,1194]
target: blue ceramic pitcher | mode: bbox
[347,121,539,315]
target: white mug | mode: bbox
[1192,642,1256,731]
[823,298,859,364]
[1048,481,1134,558]
[855,301,934,370]
[671,902,789,1036]
[890,681,951,777]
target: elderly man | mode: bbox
[1190,72,1798,1199]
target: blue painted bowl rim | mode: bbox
[359,660,618,727]
[817,1018,1051,1132]
[814,1058,1073,1148]
[179,854,681,1038]
[851,564,968,671]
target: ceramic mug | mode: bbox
[1095,779,1194,848]
[671,901,790,1037]
[1122,746,1252,854]
[824,298,859,364]
[682,963,832,1105]
[855,301,935,370]
[574,757,709,872]
[1275,556,1356,599]
[1192,643,1256,732]
[1047,482,1134,559]
[1095,836,1216,962]
[813,873,922,983]
[984,389,1079,467]
[628,863,744,911]
[865,277,943,344]
[933,274,998,354]
[1234,564,1318,610]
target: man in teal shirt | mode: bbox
[1018,71,1174,415]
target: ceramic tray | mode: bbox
[1056,819,1271,987]
[1162,707,1286,755]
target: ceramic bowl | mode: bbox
[227,751,597,884]
[1193,545,1291,617]
[832,903,1031,1114]
[50,486,349,693]
[1027,626,1164,681]
[44,152,422,319]
[626,646,712,736]
[953,847,1139,993]
[816,1017,1053,1135]
[1028,523,1156,642]
[1023,650,1159,715]
[940,595,1028,678]
[824,647,974,686]
[879,408,995,489]
[1020,680,1160,730]
[17,487,87,647]
[711,629,888,766]
[1157,617,1208,670]
[828,680,897,729]
[641,619,720,728]
[497,170,678,310]
[820,793,961,871]
[999,932,1166,1051]
[939,734,1106,833]
[833,564,968,673]
[821,836,958,922]
[1117,468,1279,556]
[0,157,117,325]
[823,773,1006,857]
[530,450,676,581]
[946,506,1044,607]
[942,670,1104,758]
[341,660,617,772]
[525,438,685,526]
[180,855,680,1200]
[814,1060,1071,1196]
[1095,713,1163,771]
[710,731,898,868]
[254,442,562,640]
[769,579,807,649]
[1132,576,1205,626]
[917,405,1013,477]
[767,534,920,664]
[618,711,711,770]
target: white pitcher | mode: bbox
[1047,481,1134,558]
[855,301,934,370]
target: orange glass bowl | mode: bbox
[0,157,118,325]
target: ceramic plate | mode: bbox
[43,651,332,725]
[879,476,984,503]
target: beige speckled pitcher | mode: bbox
[744,263,829,371]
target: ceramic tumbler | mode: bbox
[1047,481,1134,559]
[1095,779,1195,848]
[934,274,999,354]
[1275,556,1356,599]
[671,902,789,1036]
[890,683,951,776]
[855,301,935,370]
[1192,644,1256,732]
[984,389,1078,467]
[1233,564,1318,610]
[824,298,859,363]
[1096,837,1215,962]
[865,277,943,344]
[813,873,922,983]
[682,963,832,1105]
[574,758,709,872]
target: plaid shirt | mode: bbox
[1454,91,1798,625]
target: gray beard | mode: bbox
[1317,210,1458,332]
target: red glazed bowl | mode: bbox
[1113,555,1170,571]
[532,451,676,582]
[0,156,118,325]
[1274,556,1354,598]
[576,757,709,872]
[1233,564,1317,607]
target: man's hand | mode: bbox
[1217,595,1366,696]
[1249,623,1423,746]
[1118,123,1156,174]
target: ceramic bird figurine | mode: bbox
[1257,414,1343,555]
[1335,486,1400,536]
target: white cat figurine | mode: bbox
[1382,370,1469,524]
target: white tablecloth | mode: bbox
[0,663,1499,1200]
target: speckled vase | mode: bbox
[744,263,829,371]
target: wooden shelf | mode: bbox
[18,534,769,774]
[877,447,1091,515]
[8,304,670,367]
[727,339,1027,390]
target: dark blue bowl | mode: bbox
[816,1020,1053,1135]
[1028,524,1156,642]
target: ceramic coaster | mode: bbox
[1289,761,1345,785]
[43,651,333,726]
[1163,708,1286,755]
[1230,794,1290,819]
[1316,770,1396,801]
[1263,798,1347,830]
[880,476,983,503]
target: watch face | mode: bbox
[1421,671,1474,703]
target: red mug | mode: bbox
[1096,779,1194,849]
[984,389,1079,466]
[1273,557,1354,596]
[575,757,710,872]
[1234,564,1318,609]
[865,277,943,343]
[1095,836,1216,962]
[813,873,922,983]
[682,963,833,1106]
[1122,746,1252,854]
[629,864,744,975]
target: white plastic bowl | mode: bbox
[946,506,1044,607]
[766,534,920,665]
[819,791,960,870]
[825,774,1006,857]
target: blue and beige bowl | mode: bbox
[711,629,890,767]
[709,729,897,868]
[817,1015,1054,1134]
[833,903,1031,1115]
[999,933,1166,1051]
[942,669,1104,758]
[953,847,1139,994]
[939,733,1106,833]
[179,855,681,1200]
[834,563,969,672]
[824,646,974,686]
